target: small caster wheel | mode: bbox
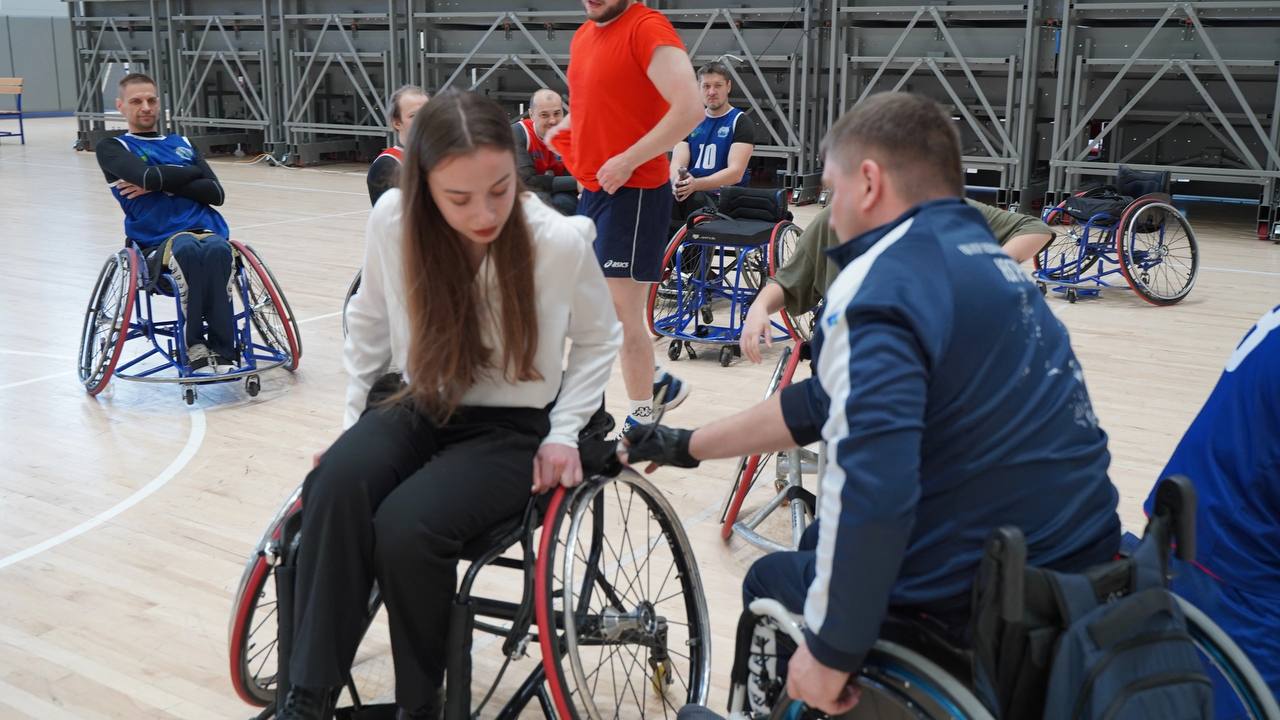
[701,307,714,324]
[667,340,682,361]
[719,346,734,367]
[650,658,673,693]
[245,375,261,397]
[1037,282,1047,296]
[183,385,197,405]
[1066,289,1078,304]
[685,342,698,360]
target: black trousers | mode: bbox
[289,399,549,712]
[147,231,236,358]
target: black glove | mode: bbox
[622,423,700,469]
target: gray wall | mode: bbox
[0,1,77,113]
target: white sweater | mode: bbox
[343,190,622,446]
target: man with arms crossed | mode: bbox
[547,0,704,432]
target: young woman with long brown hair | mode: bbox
[278,89,622,720]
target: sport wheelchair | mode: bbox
[647,187,806,368]
[712,477,1278,720]
[720,341,818,553]
[1034,166,1200,306]
[227,425,712,719]
[78,237,302,404]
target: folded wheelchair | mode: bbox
[1034,166,1200,306]
[647,187,806,367]
[79,239,302,404]
[712,477,1278,720]
[227,420,712,719]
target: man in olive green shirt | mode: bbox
[741,200,1053,362]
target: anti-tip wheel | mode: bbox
[1066,288,1078,304]
[719,346,734,367]
[245,375,261,397]
[183,385,197,405]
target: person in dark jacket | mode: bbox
[367,85,428,206]
[624,92,1120,714]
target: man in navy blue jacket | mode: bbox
[624,92,1120,713]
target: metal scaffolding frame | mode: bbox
[831,1,1040,208]
[68,0,168,149]
[410,2,822,197]
[1046,0,1280,237]
[276,0,402,163]
[165,0,281,154]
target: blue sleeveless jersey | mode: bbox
[109,134,230,247]
[686,107,749,186]
[1145,304,1280,595]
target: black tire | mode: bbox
[1116,200,1199,306]
[668,340,682,361]
[341,269,362,338]
[539,471,712,719]
[78,249,137,395]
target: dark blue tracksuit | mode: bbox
[743,198,1120,672]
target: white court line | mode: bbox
[0,349,73,360]
[0,408,207,572]
[0,370,75,392]
[0,157,368,196]
[1201,266,1280,278]
[298,309,343,324]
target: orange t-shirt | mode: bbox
[552,4,685,191]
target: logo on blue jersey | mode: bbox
[176,146,194,161]
[717,126,731,138]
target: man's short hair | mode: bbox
[529,88,563,112]
[118,72,156,91]
[824,92,963,202]
[697,62,732,84]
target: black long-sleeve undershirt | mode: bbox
[96,134,226,206]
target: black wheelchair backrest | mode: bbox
[716,185,789,223]
[1115,165,1170,198]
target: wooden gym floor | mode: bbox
[0,117,1277,718]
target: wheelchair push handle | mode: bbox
[1152,474,1196,562]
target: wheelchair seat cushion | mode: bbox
[689,217,778,247]
[1063,191,1130,223]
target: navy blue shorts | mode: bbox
[577,185,674,282]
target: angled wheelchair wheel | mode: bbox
[341,269,361,338]
[721,344,802,542]
[647,226,700,339]
[233,241,303,370]
[733,609,993,720]
[228,487,384,709]
[767,224,814,342]
[1032,223,1100,283]
[537,471,712,719]
[78,247,139,395]
[1116,200,1199,306]
[1178,596,1280,720]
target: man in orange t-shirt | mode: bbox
[547,0,703,432]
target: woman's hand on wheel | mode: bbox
[532,443,584,494]
[785,644,861,715]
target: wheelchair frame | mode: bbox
[1033,193,1200,306]
[228,467,712,720]
[720,342,818,554]
[647,213,803,368]
[78,239,302,403]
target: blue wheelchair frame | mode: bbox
[1032,209,1127,301]
[651,219,797,366]
[112,240,294,399]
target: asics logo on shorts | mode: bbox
[603,259,630,269]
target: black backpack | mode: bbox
[972,476,1212,719]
